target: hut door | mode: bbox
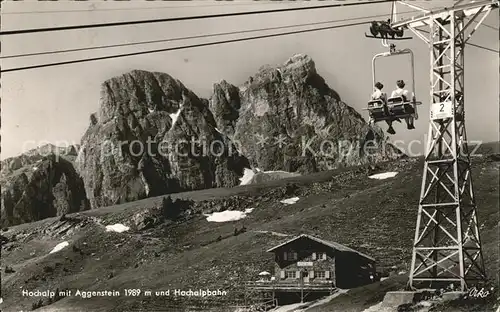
[302,271,309,283]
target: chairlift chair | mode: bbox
[364,48,422,125]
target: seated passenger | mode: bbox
[371,81,387,102]
[390,79,409,101]
[371,82,395,135]
[391,80,415,130]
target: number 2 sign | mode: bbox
[431,101,453,120]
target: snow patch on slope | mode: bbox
[49,241,69,254]
[239,168,256,185]
[205,209,253,222]
[105,224,130,233]
[369,172,398,180]
[239,168,299,186]
[280,197,299,205]
[169,108,182,128]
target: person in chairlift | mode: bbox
[371,81,386,102]
[391,79,415,130]
[371,82,396,135]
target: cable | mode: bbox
[464,16,500,31]
[4,17,494,74]
[1,2,295,15]
[5,0,450,15]
[0,0,395,35]
[471,21,499,31]
[1,20,370,73]
[481,23,499,31]
[417,28,499,53]
[466,42,499,53]
[8,5,494,30]
[1,10,418,60]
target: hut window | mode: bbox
[318,252,327,260]
[286,251,297,260]
[316,271,326,279]
[285,271,296,279]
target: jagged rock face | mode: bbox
[77,70,249,209]
[0,153,89,227]
[210,54,401,173]
[0,144,79,177]
[210,80,241,137]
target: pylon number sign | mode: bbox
[430,101,454,120]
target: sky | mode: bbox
[1,0,499,160]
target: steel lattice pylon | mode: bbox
[391,0,498,291]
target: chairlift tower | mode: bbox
[391,0,499,291]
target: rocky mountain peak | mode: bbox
[97,70,185,125]
[77,70,250,209]
[211,55,401,173]
[2,55,402,225]
[283,53,317,75]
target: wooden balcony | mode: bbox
[246,280,335,293]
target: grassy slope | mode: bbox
[1,156,498,312]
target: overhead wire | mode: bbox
[458,42,499,53]
[0,10,419,60]
[4,0,451,15]
[1,20,374,73]
[468,19,499,31]
[480,23,499,31]
[1,1,300,15]
[416,28,499,53]
[3,1,496,31]
[0,0,395,35]
[1,2,496,72]
[462,13,499,31]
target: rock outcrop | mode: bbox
[2,55,403,221]
[0,153,89,227]
[210,54,402,173]
[249,170,302,185]
[131,196,195,231]
[0,144,79,177]
[210,80,242,137]
[76,70,250,209]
